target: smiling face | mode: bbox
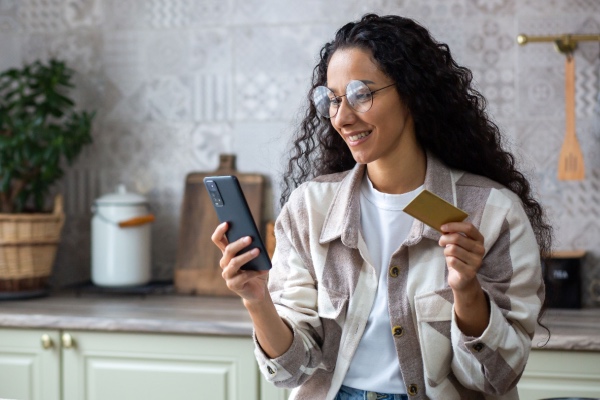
[326,47,420,170]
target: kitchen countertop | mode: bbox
[0,291,599,350]
[532,307,600,352]
[0,291,254,337]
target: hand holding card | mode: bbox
[403,189,468,232]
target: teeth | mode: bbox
[349,131,371,141]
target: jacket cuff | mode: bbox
[453,290,504,357]
[252,320,305,383]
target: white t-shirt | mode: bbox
[342,172,422,393]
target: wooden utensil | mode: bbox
[558,55,585,180]
[174,154,265,296]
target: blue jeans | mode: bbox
[335,385,409,400]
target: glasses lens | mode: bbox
[346,80,373,113]
[313,86,334,118]
[313,81,375,118]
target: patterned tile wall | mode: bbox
[1,0,599,306]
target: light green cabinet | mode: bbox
[261,377,291,400]
[518,349,600,400]
[8,327,599,400]
[0,328,261,400]
[0,329,61,400]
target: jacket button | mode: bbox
[473,343,484,352]
[392,325,404,337]
[389,266,399,277]
[407,384,418,396]
[267,366,276,375]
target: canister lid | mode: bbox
[95,184,147,205]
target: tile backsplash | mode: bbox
[1,0,599,306]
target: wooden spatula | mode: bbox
[558,55,585,180]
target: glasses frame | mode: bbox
[313,80,395,119]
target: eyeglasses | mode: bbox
[313,80,395,119]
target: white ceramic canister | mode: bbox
[91,184,155,287]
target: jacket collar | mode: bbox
[319,151,456,247]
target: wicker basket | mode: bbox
[0,195,65,291]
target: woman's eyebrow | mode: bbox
[326,79,377,91]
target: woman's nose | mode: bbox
[333,97,357,127]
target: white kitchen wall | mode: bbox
[1,0,599,306]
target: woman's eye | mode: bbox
[330,97,342,106]
[354,92,372,103]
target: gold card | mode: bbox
[403,189,468,232]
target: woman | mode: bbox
[211,14,552,400]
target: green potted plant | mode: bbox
[0,59,94,292]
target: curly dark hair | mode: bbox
[281,13,553,260]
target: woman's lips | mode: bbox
[346,130,372,145]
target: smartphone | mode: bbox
[204,175,272,271]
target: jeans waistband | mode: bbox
[335,385,408,400]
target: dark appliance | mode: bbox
[542,250,585,309]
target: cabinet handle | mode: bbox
[40,334,54,349]
[61,333,75,349]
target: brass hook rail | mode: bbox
[517,33,600,54]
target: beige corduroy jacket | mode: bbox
[254,153,544,400]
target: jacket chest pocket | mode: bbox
[414,288,454,386]
[317,286,349,323]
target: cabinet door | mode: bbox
[0,328,60,400]
[260,375,291,400]
[518,349,600,400]
[61,331,259,400]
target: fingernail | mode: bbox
[245,236,252,243]
[441,224,448,231]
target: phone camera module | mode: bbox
[205,180,223,207]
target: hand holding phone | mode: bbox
[204,176,272,271]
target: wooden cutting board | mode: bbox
[174,154,265,296]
